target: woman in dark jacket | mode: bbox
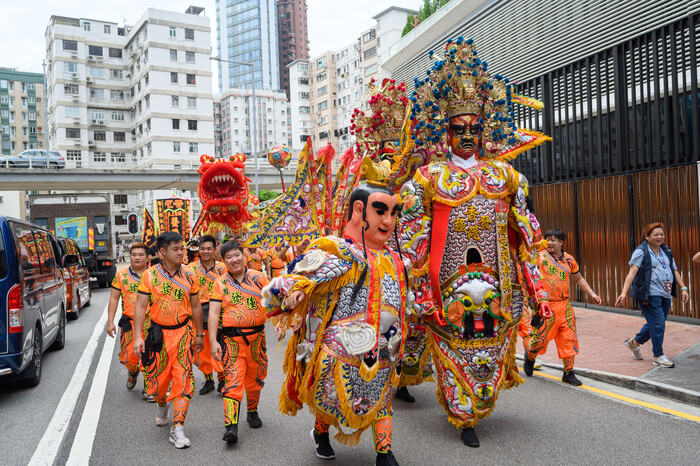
[615,223,689,368]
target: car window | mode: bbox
[34,230,57,272]
[12,224,41,277]
[0,228,7,279]
[50,151,61,158]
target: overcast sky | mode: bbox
[0,0,417,78]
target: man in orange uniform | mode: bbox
[133,231,204,449]
[106,242,151,399]
[193,235,227,395]
[267,244,293,279]
[209,241,269,444]
[245,246,270,276]
[523,229,601,385]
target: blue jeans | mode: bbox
[635,295,671,357]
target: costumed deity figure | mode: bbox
[400,38,553,448]
[263,158,411,466]
[351,78,433,403]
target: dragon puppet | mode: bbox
[196,153,253,233]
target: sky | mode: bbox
[0,0,418,78]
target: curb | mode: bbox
[515,354,700,407]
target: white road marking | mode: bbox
[28,304,108,466]
[66,318,118,465]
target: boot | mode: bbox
[523,356,535,377]
[310,429,335,459]
[247,411,263,428]
[562,370,582,386]
[461,427,480,448]
[223,424,238,444]
[394,386,415,403]
[376,450,399,465]
[199,379,215,395]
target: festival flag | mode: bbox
[155,197,191,241]
[190,211,206,238]
[141,209,156,247]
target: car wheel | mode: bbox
[50,307,66,351]
[18,328,42,387]
[50,162,59,168]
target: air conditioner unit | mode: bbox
[88,55,96,61]
[72,94,80,100]
[70,50,78,55]
[97,119,105,125]
[71,73,79,79]
[88,140,96,146]
[74,140,81,145]
[119,204,127,210]
[85,77,93,83]
[96,55,103,60]
[90,89,96,95]
[91,119,98,124]
[126,73,131,78]
[72,115,80,120]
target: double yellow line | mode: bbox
[529,369,700,423]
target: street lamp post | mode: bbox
[210,56,259,196]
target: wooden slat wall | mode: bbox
[530,165,700,319]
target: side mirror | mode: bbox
[62,254,79,267]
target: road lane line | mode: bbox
[28,304,108,466]
[525,368,700,423]
[66,320,117,465]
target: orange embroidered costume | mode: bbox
[210,270,269,435]
[193,259,227,388]
[527,251,579,371]
[112,267,149,385]
[138,263,200,426]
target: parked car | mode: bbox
[0,216,67,387]
[58,237,91,320]
[0,150,66,169]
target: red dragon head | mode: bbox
[197,154,252,231]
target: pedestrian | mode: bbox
[245,246,270,277]
[133,231,205,449]
[106,242,152,400]
[265,161,409,465]
[208,241,269,445]
[523,230,601,386]
[616,222,689,368]
[267,243,293,279]
[193,235,227,395]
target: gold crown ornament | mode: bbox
[351,78,410,160]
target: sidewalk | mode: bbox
[517,306,700,406]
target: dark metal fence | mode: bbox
[513,14,700,184]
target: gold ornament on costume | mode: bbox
[351,78,410,160]
[358,156,392,187]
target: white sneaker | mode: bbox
[625,338,643,360]
[169,425,191,449]
[653,355,675,368]
[155,401,170,426]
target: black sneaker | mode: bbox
[310,428,335,459]
[394,386,415,403]
[223,424,238,444]
[376,450,399,466]
[217,379,225,395]
[461,427,480,448]
[562,370,582,386]
[199,379,215,395]
[247,411,263,428]
[523,357,535,377]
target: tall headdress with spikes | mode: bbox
[410,37,550,161]
[351,78,410,160]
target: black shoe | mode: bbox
[310,429,336,459]
[394,386,415,403]
[199,379,215,395]
[217,379,225,395]
[247,411,263,428]
[376,450,399,466]
[523,357,535,377]
[562,370,582,386]
[223,424,238,444]
[461,427,480,448]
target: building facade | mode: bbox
[215,0,280,93]
[277,0,310,98]
[216,87,288,159]
[44,7,214,237]
[287,59,310,152]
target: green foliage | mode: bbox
[402,0,452,37]
[258,190,281,202]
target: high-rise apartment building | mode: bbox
[215,0,280,93]
[308,52,338,151]
[44,7,214,236]
[287,59,310,152]
[277,0,309,98]
[214,87,288,159]
[0,69,47,156]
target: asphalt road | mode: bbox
[2,287,700,465]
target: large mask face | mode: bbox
[447,114,481,159]
[346,190,401,250]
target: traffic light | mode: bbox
[127,213,139,235]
